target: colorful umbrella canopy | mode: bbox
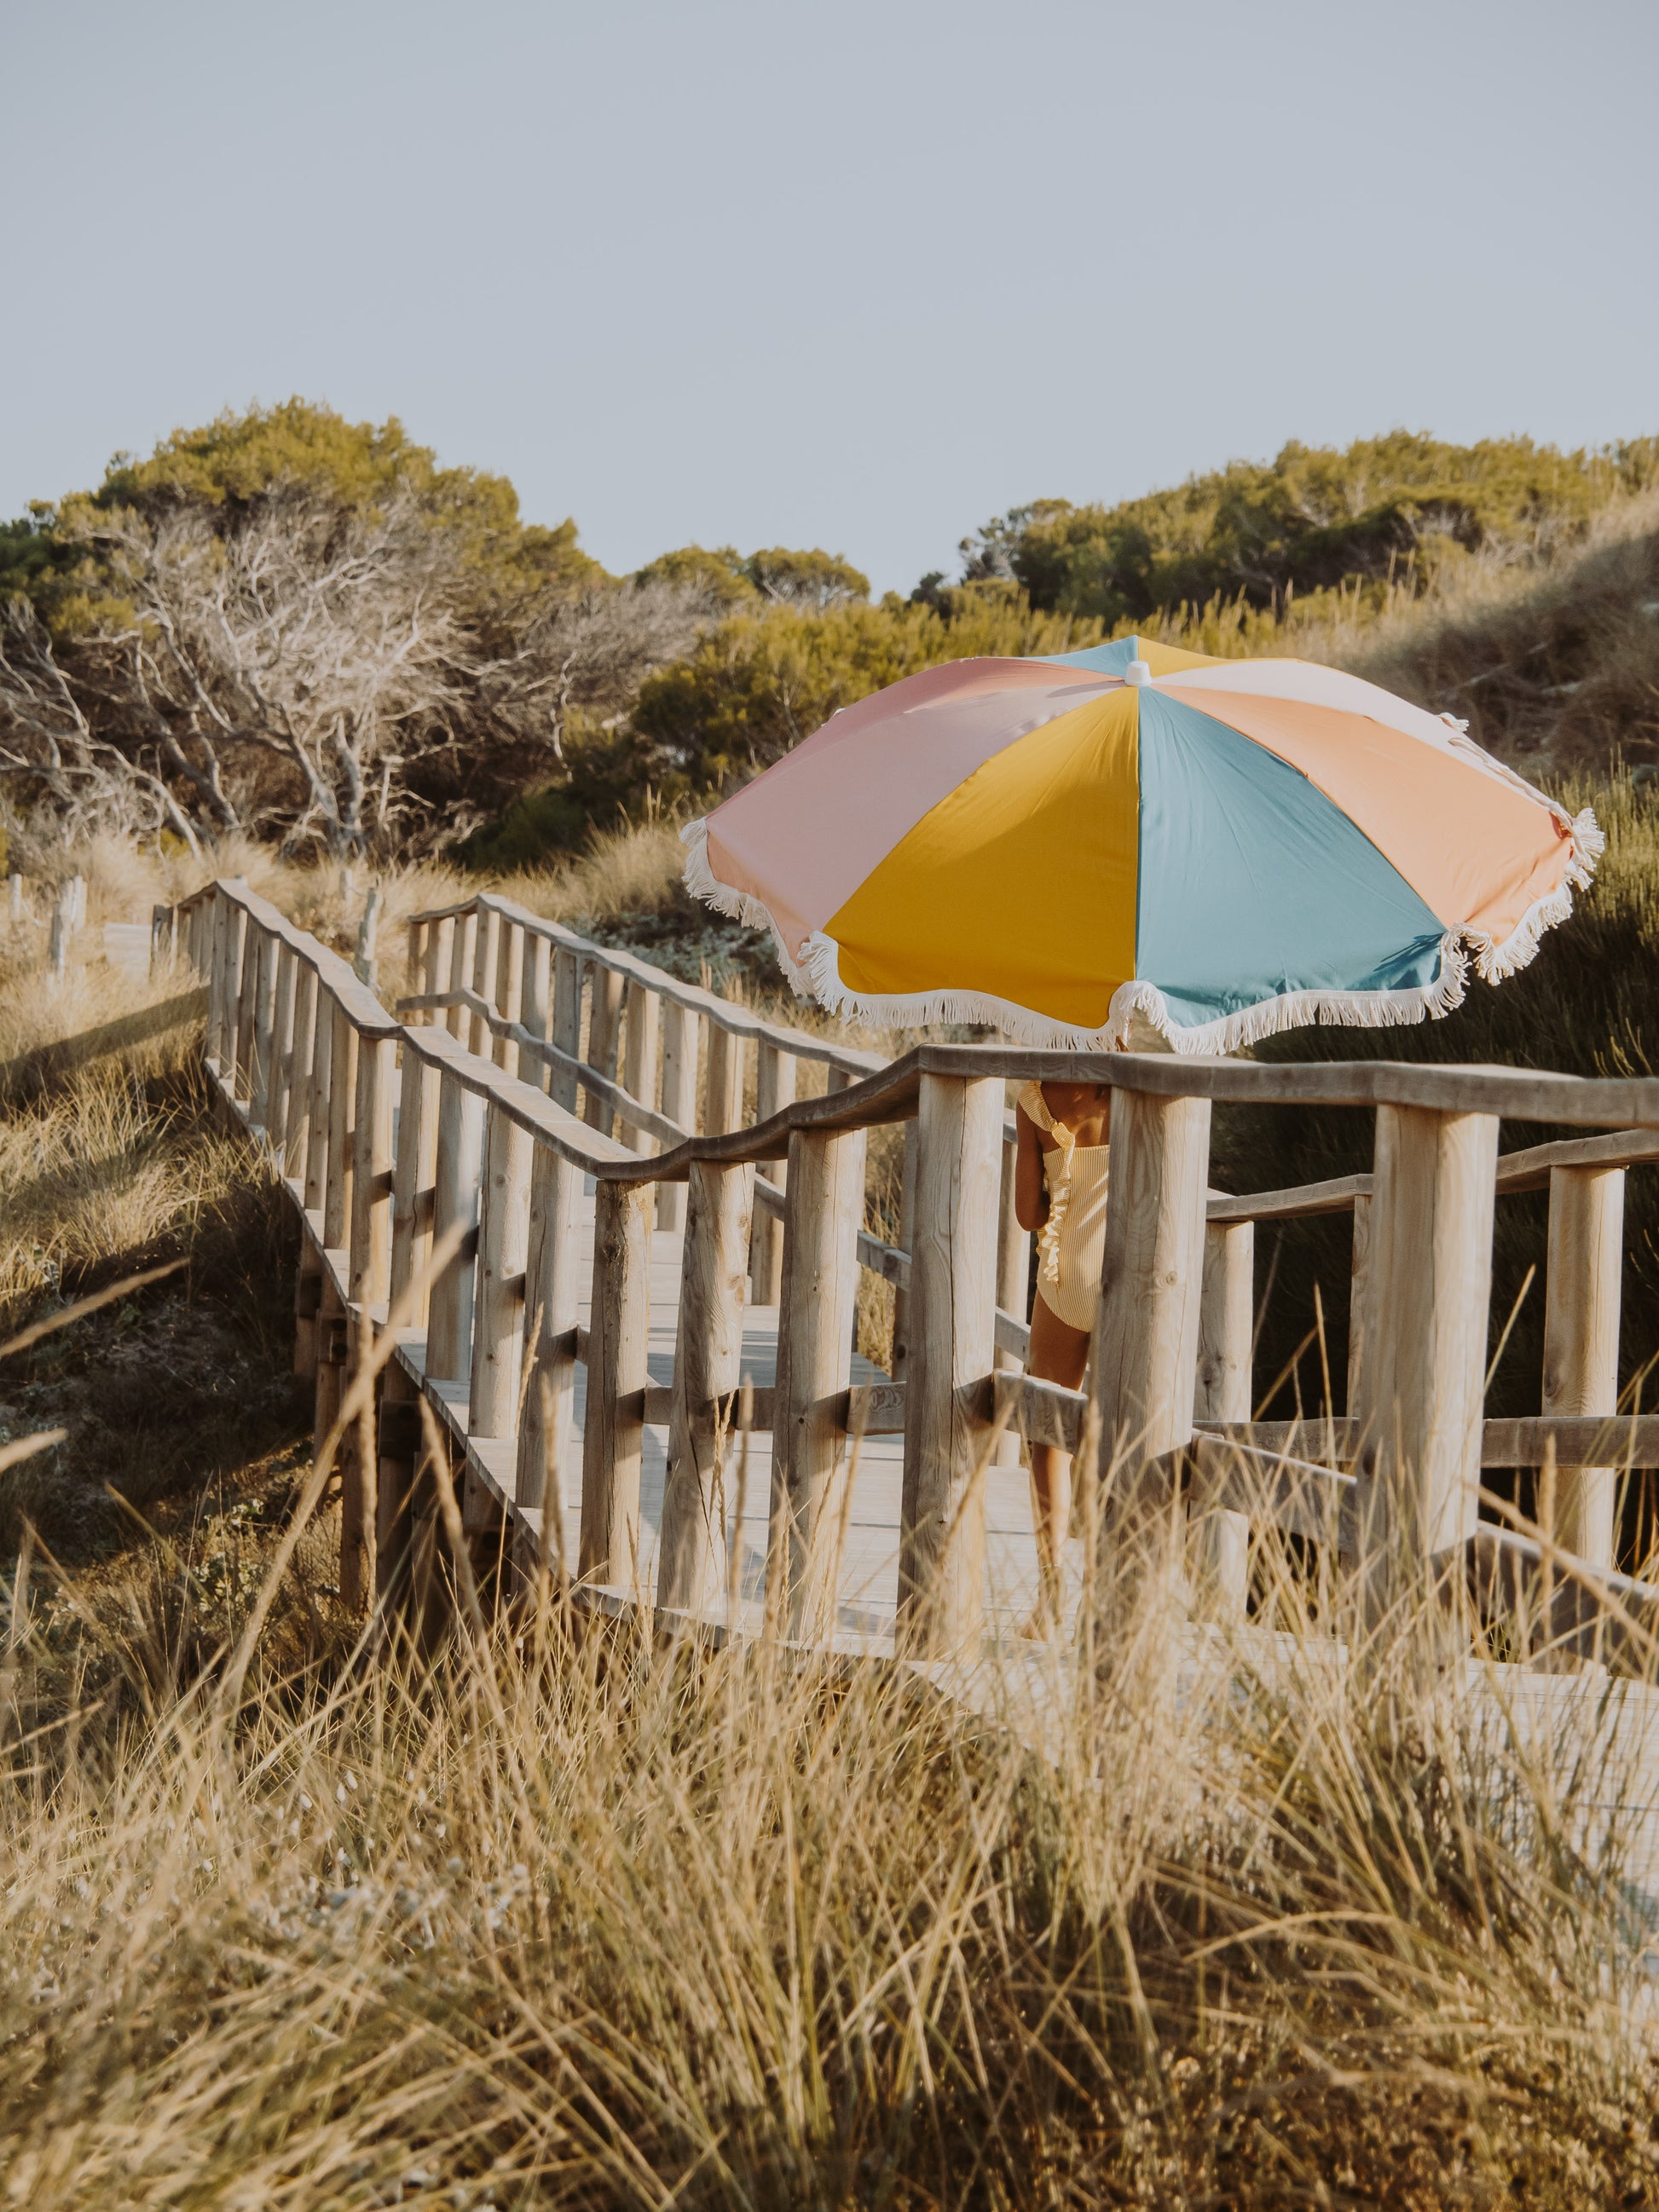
[681,634,1603,1054]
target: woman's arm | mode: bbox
[1014,1104,1049,1233]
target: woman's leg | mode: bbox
[1024,1291,1091,1630]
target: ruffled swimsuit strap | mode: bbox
[1019,1082,1076,1295]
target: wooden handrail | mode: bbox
[177,875,1659,1668]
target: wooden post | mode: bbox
[350,1034,396,1311]
[621,977,660,1155]
[704,1019,745,1137]
[890,1118,918,1377]
[1192,1219,1255,1618]
[658,1158,755,1614]
[897,1073,1002,1656]
[324,1003,359,1256]
[772,1125,867,1637]
[267,942,298,1167]
[303,979,332,1219]
[749,1043,795,1301]
[1542,1164,1624,1570]
[446,910,477,1042]
[469,903,501,1059]
[340,1032,395,1613]
[516,1143,581,1510]
[495,920,524,1077]
[579,1180,653,1588]
[233,915,258,1102]
[583,963,623,1133]
[1090,1085,1212,1465]
[991,1125,1029,1467]
[208,891,236,1071]
[149,902,176,973]
[426,1071,485,1385]
[656,999,701,1232]
[390,1040,441,1325]
[519,931,552,1095]
[281,960,317,1193]
[1352,1102,1499,1621]
[249,928,277,1140]
[1087,1084,1212,1607]
[425,915,454,1022]
[550,947,581,1112]
[1346,1192,1373,1414]
[470,1100,533,1439]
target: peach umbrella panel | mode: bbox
[680,635,1603,1055]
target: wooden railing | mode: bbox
[168,878,1659,1663]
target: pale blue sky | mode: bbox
[7,0,1656,593]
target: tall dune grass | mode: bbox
[3,1503,1658,2209]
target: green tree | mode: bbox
[962,432,1659,626]
[0,401,692,856]
[629,581,1102,797]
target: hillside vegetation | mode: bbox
[6,412,1657,874]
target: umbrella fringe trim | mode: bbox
[679,818,816,990]
[1466,806,1604,982]
[684,803,1604,1056]
[795,931,1473,1056]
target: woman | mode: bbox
[1012,1079,1111,1632]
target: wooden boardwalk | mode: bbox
[165,875,1659,1724]
[377,1181,1051,1649]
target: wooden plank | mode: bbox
[516,1143,582,1511]
[267,941,298,1163]
[1206,1171,1371,1224]
[1482,1415,1659,1466]
[1540,1164,1625,1570]
[323,1001,359,1256]
[907,1041,1659,1133]
[470,1100,533,1440]
[249,928,278,1136]
[704,1019,745,1137]
[350,1032,396,1310]
[519,930,552,1096]
[656,999,700,1233]
[890,1118,918,1377]
[303,979,332,1216]
[583,963,623,1135]
[772,1124,867,1637]
[1192,1218,1253,1617]
[425,914,454,1019]
[1352,1101,1499,1617]
[1496,1128,1659,1192]
[413,891,884,1081]
[898,1072,1002,1656]
[658,1158,755,1614]
[622,977,661,1158]
[446,910,477,1042]
[991,1128,1027,1471]
[749,1042,794,1300]
[549,946,581,1112]
[495,920,524,1078]
[468,903,501,1060]
[390,1034,440,1323]
[1346,1193,1373,1415]
[232,910,257,1101]
[579,1181,653,1588]
[1467,1525,1659,1672]
[425,1068,484,1385]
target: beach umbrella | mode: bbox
[680,634,1603,1054]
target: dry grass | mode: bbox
[8,831,1659,2203]
[1136,488,1659,777]
[3,1508,1659,2209]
